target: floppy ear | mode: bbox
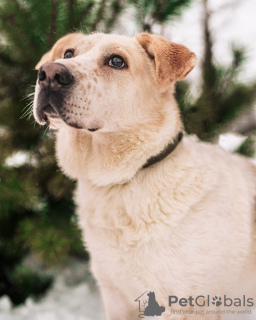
[35,33,83,70]
[136,33,197,86]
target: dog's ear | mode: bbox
[135,33,197,86]
[35,33,83,70]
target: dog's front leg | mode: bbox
[99,285,138,320]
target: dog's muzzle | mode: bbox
[35,62,75,125]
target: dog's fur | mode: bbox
[33,32,256,320]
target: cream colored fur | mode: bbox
[33,32,256,320]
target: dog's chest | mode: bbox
[75,172,206,288]
[76,181,163,277]
[77,178,173,253]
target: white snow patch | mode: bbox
[0,262,104,320]
[5,151,37,167]
[218,132,247,153]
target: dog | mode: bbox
[33,32,256,320]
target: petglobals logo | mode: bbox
[135,292,254,318]
[135,291,165,318]
[168,295,254,308]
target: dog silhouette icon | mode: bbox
[144,291,165,316]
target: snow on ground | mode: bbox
[0,260,104,320]
[0,259,255,320]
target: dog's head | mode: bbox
[33,32,196,132]
[33,32,196,185]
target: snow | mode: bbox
[0,261,104,320]
[218,132,248,153]
[5,151,37,167]
[0,260,255,320]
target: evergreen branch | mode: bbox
[67,0,76,31]
[48,0,59,48]
[152,0,191,23]
[90,0,106,31]
[0,50,16,66]
[218,83,256,124]
[79,1,95,26]
[202,0,215,90]
[0,1,41,57]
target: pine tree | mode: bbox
[0,0,125,305]
[129,0,192,32]
[175,0,256,156]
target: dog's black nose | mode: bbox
[38,63,73,91]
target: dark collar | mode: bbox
[142,132,183,169]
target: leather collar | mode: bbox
[142,132,183,169]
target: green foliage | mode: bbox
[176,46,256,142]
[176,0,256,144]
[237,134,256,158]
[0,166,38,214]
[129,0,192,31]
[17,214,86,266]
[7,266,53,305]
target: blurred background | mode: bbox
[0,0,256,319]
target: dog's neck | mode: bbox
[142,131,183,169]
[56,100,182,186]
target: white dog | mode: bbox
[33,32,256,320]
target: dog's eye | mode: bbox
[108,56,126,69]
[64,49,74,59]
